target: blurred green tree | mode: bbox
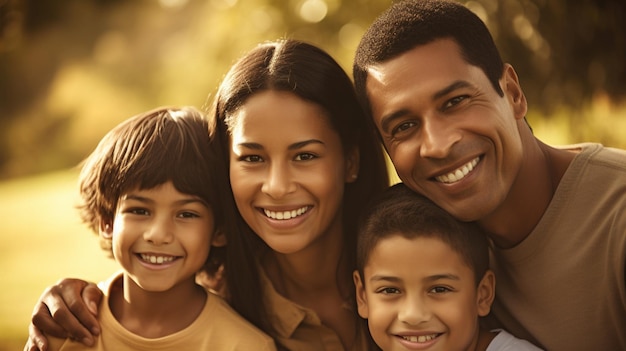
[0,0,624,179]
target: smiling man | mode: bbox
[353,0,626,350]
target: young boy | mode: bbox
[353,183,541,351]
[45,107,276,350]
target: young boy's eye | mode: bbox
[127,208,149,216]
[376,287,401,295]
[429,286,452,294]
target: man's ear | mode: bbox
[476,270,496,317]
[501,63,528,120]
[353,270,369,318]
[345,147,360,183]
[211,229,227,247]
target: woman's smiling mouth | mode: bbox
[262,206,311,220]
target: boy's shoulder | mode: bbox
[487,329,543,351]
[195,291,276,350]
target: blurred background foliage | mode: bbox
[1,0,625,180]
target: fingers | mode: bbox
[32,278,103,346]
[82,282,104,316]
[25,321,50,351]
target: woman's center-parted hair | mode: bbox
[77,107,228,254]
[356,183,490,286]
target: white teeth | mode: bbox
[140,254,175,264]
[435,157,479,184]
[402,334,437,343]
[264,206,309,220]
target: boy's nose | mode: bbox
[143,220,174,245]
[398,295,431,326]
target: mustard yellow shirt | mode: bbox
[46,272,276,351]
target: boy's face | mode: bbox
[365,38,527,222]
[354,235,494,351]
[101,181,222,293]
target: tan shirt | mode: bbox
[46,272,277,351]
[489,143,626,350]
[260,269,366,351]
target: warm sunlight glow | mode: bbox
[299,0,328,23]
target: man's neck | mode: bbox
[479,137,577,248]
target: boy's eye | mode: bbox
[376,287,401,295]
[429,286,452,294]
[127,208,149,216]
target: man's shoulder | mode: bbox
[566,143,626,172]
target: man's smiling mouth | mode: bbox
[435,157,480,184]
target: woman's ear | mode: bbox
[476,270,496,317]
[211,229,227,248]
[345,147,360,183]
[501,63,528,120]
[353,270,369,319]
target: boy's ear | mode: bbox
[98,219,113,240]
[344,147,360,183]
[211,229,227,247]
[476,270,496,317]
[353,270,369,318]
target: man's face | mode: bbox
[365,38,526,222]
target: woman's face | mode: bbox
[228,90,358,255]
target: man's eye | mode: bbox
[391,121,416,136]
[443,95,468,110]
[295,153,317,161]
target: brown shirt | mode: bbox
[259,269,366,351]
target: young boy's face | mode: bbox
[354,235,494,351]
[101,181,223,292]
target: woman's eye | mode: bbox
[295,153,316,161]
[241,155,263,162]
[178,211,199,219]
[391,121,416,136]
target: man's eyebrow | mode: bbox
[432,80,473,101]
[379,80,473,133]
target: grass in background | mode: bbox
[0,169,118,350]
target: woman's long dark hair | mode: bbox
[207,39,389,348]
